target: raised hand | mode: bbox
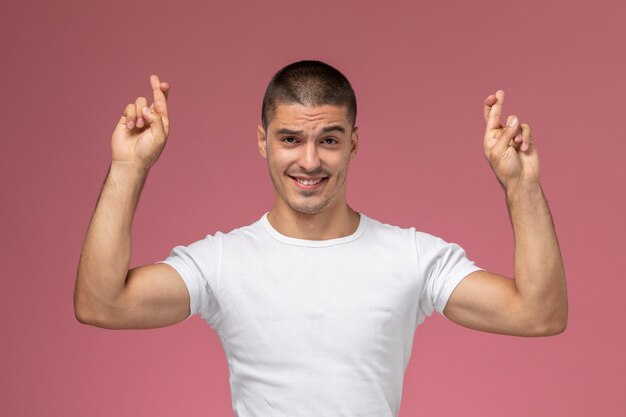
[111,75,170,170]
[483,90,540,190]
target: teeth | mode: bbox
[297,178,323,185]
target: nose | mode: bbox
[297,141,321,173]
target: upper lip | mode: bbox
[289,175,327,180]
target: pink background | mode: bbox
[2,0,625,415]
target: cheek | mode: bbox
[331,154,352,172]
[267,152,291,177]
[272,150,305,171]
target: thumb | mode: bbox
[142,106,167,141]
[492,115,520,155]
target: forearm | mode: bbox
[506,181,567,332]
[74,162,149,321]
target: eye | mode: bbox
[322,137,338,145]
[282,136,297,144]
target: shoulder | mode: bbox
[198,214,275,254]
[363,214,413,233]
[198,214,268,241]
[362,214,428,242]
[359,214,420,251]
[170,215,267,254]
[361,214,464,255]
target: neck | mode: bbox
[267,204,360,240]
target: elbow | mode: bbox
[74,293,96,325]
[74,290,125,329]
[74,308,92,325]
[520,287,568,336]
[74,274,94,325]
[532,308,568,336]
[538,317,567,336]
[550,310,569,335]
[544,296,569,336]
[74,273,114,327]
[73,286,108,327]
[74,300,113,328]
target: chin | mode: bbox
[288,201,329,215]
[287,192,340,215]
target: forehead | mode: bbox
[269,103,351,133]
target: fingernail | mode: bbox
[143,106,151,114]
[136,117,144,127]
[127,120,134,129]
[508,116,518,128]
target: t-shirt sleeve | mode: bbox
[415,231,482,320]
[156,233,221,323]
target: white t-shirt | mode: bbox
[161,213,481,417]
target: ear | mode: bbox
[350,126,359,160]
[257,124,268,159]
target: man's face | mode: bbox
[257,102,358,215]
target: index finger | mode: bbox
[150,74,169,116]
[483,94,496,123]
[485,90,504,131]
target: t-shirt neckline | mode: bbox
[261,212,368,247]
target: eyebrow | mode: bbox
[275,125,346,135]
[322,125,346,134]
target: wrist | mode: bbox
[107,161,150,197]
[110,160,151,178]
[505,179,544,204]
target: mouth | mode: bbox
[289,175,328,190]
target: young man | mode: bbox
[74,61,567,416]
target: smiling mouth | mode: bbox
[289,176,327,189]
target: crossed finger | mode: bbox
[150,75,169,116]
[123,75,170,130]
[506,121,532,153]
[135,96,148,128]
[484,90,505,131]
[493,116,532,154]
[519,123,531,152]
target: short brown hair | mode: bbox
[261,60,357,130]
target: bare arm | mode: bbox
[74,76,190,329]
[443,91,568,336]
